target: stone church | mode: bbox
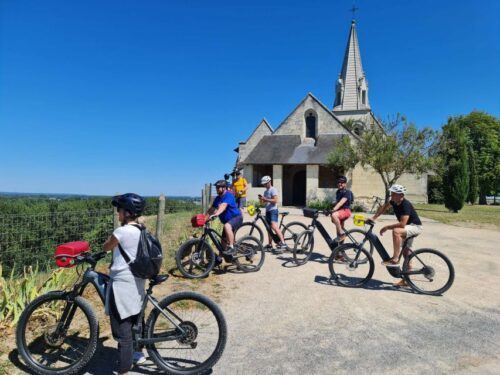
[235,19,427,206]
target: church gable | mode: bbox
[238,119,273,164]
[273,93,351,138]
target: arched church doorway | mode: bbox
[292,170,306,206]
[283,165,307,206]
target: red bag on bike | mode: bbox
[191,214,206,228]
[54,241,90,268]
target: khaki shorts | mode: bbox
[404,225,423,248]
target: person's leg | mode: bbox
[270,221,285,244]
[223,222,235,247]
[265,212,274,246]
[109,290,136,374]
[331,212,343,238]
[391,227,407,261]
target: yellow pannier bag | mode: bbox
[353,214,365,226]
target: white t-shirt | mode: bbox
[110,224,141,272]
[264,186,278,212]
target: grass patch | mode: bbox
[415,204,500,229]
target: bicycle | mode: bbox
[16,250,227,375]
[328,218,455,295]
[370,196,385,214]
[176,216,264,278]
[235,206,307,251]
[292,208,373,265]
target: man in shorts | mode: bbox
[232,171,248,210]
[206,180,243,254]
[330,176,353,243]
[370,184,423,286]
[259,175,287,253]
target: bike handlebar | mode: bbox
[75,251,107,266]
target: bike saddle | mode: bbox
[150,274,169,285]
[280,212,289,216]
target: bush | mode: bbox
[307,200,331,210]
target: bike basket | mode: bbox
[247,205,256,216]
[353,214,366,226]
[54,241,90,268]
[191,214,206,227]
[303,208,318,219]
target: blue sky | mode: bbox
[1,0,498,196]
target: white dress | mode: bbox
[105,224,146,320]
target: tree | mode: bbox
[327,115,437,202]
[453,111,499,204]
[466,143,479,204]
[441,119,469,212]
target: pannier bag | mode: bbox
[303,208,318,219]
[191,214,206,227]
[118,224,163,279]
[55,241,90,268]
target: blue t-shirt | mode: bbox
[212,192,242,224]
[336,189,353,209]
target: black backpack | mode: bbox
[117,224,163,279]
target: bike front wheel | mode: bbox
[292,230,315,265]
[146,291,227,375]
[15,291,98,375]
[341,229,374,261]
[282,221,309,250]
[329,244,374,287]
[403,248,455,295]
[233,235,265,272]
[176,239,215,279]
[234,222,264,244]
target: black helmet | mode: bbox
[214,180,227,188]
[112,193,146,216]
[337,176,347,184]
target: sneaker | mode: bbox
[214,256,223,267]
[393,279,408,288]
[224,246,236,255]
[264,244,274,252]
[382,259,400,267]
[133,351,147,365]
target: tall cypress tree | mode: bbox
[467,143,479,204]
[442,119,469,212]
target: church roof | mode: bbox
[333,20,370,111]
[242,134,347,165]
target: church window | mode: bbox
[362,90,366,105]
[252,165,273,186]
[306,112,317,139]
[319,165,343,188]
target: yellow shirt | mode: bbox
[232,178,248,198]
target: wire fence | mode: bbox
[0,199,201,276]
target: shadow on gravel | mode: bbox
[277,252,330,267]
[314,275,420,295]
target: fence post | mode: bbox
[113,192,120,229]
[201,189,205,212]
[156,194,165,238]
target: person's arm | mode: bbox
[211,203,228,217]
[380,215,409,235]
[370,202,391,221]
[103,234,119,252]
[332,198,347,212]
[261,193,279,204]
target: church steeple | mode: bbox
[333,19,370,111]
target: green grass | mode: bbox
[414,204,500,228]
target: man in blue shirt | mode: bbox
[206,180,243,254]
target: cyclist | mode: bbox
[330,176,354,244]
[103,193,147,375]
[232,170,248,210]
[206,180,243,255]
[259,175,287,253]
[370,184,423,286]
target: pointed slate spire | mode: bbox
[333,19,370,111]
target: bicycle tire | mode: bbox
[176,238,215,279]
[16,291,98,375]
[403,248,455,295]
[339,228,374,262]
[292,230,315,265]
[282,221,309,250]
[233,235,265,272]
[328,244,374,287]
[235,222,264,244]
[146,291,227,375]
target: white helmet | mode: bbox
[389,184,407,194]
[260,175,272,185]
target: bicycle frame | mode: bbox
[249,209,286,243]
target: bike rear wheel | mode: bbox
[292,230,315,265]
[282,221,309,250]
[233,235,265,272]
[146,291,227,375]
[16,291,98,375]
[234,222,264,244]
[403,248,455,295]
[176,239,215,279]
[328,244,374,287]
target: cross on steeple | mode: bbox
[350,4,359,21]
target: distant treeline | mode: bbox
[0,196,199,274]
